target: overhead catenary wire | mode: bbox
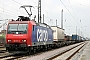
[0,11,17,19]
[70,0,90,8]
[0,3,26,18]
[59,0,88,38]
[0,0,50,25]
[0,0,39,22]
[68,0,82,35]
[68,0,79,20]
[0,8,19,18]
[59,0,77,21]
[12,0,22,5]
[0,1,29,15]
[14,0,54,24]
[0,0,89,38]
[59,0,79,29]
[12,0,56,23]
[11,0,39,22]
[0,6,19,16]
[68,0,89,37]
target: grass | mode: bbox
[0,34,5,39]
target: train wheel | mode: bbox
[45,45,48,51]
[6,47,9,51]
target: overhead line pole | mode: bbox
[56,19,57,26]
[43,14,44,23]
[61,9,63,29]
[38,0,41,23]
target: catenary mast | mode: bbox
[38,0,41,23]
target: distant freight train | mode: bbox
[64,34,85,42]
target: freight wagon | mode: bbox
[51,26,64,41]
[72,34,81,43]
[51,26,73,46]
[72,34,79,40]
[64,35,72,41]
[64,35,76,44]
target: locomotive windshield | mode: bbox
[7,24,28,34]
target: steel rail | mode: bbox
[45,42,86,60]
[66,42,86,60]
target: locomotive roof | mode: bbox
[8,20,36,25]
[8,16,52,28]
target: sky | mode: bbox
[0,0,90,38]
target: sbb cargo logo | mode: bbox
[37,29,48,42]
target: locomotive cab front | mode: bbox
[7,23,28,43]
[6,19,33,52]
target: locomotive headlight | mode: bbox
[8,40,12,42]
[22,40,26,42]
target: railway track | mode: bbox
[0,42,87,60]
[0,51,27,60]
[45,42,87,60]
[21,42,86,60]
[0,55,24,60]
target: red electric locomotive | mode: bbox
[6,16,53,53]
